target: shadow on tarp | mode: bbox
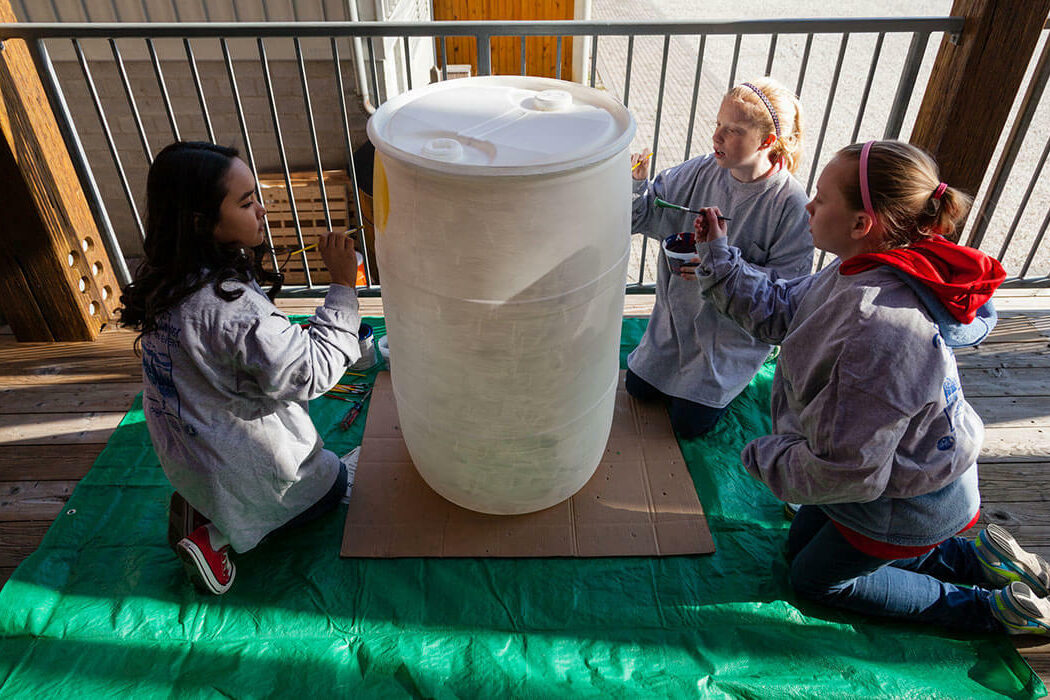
[0,318,1043,698]
[0,610,1039,698]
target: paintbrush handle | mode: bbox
[287,227,362,257]
[288,242,319,256]
[654,198,731,220]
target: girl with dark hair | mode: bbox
[120,142,362,595]
[691,140,1050,634]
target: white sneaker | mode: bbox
[975,524,1050,597]
[992,582,1050,635]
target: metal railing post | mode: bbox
[884,31,929,139]
[477,32,491,76]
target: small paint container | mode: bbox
[662,232,699,275]
[349,322,376,370]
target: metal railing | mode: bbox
[10,17,1048,295]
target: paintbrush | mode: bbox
[631,152,652,171]
[286,226,363,257]
[654,197,732,221]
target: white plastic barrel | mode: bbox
[367,76,635,514]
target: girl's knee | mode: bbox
[789,560,846,604]
[624,370,662,401]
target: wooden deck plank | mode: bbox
[978,462,1050,502]
[980,427,1050,462]
[0,412,123,445]
[0,329,140,385]
[0,382,139,413]
[954,343,1050,368]
[0,481,74,521]
[979,500,1050,529]
[0,521,51,570]
[961,367,1050,397]
[969,397,1050,428]
[0,445,101,481]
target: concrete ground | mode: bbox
[590,1,1050,282]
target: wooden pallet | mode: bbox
[259,170,359,286]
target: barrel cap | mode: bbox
[367,76,636,176]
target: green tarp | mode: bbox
[0,317,1043,698]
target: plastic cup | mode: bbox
[376,334,390,370]
[662,232,699,275]
[349,322,376,370]
[355,251,367,287]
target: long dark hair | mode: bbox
[118,142,282,344]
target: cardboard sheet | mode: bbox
[341,371,714,558]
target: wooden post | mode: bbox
[911,0,1050,199]
[0,0,122,341]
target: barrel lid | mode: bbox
[366,76,636,176]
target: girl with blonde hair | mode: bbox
[628,76,812,438]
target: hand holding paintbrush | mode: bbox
[693,206,729,244]
[630,148,652,180]
[315,229,358,287]
[286,226,362,257]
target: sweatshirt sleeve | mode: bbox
[631,173,661,238]
[234,283,362,401]
[631,160,697,241]
[695,236,814,345]
[741,381,914,505]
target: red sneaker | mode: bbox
[167,491,210,552]
[177,525,235,595]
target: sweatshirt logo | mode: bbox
[938,376,961,451]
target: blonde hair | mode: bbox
[725,77,805,175]
[836,140,972,248]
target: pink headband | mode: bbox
[933,182,948,199]
[859,140,876,223]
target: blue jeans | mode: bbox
[270,461,348,537]
[624,369,728,439]
[787,505,1002,633]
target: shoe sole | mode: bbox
[979,523,1049,597]
[176,539,234,595]
[998,583,1050,635]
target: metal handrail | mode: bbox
[0,18,965,40]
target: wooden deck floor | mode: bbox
[2,291,1049,681]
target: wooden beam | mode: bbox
[910,0,1050,198]
[0,0,123,341]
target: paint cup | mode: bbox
[662,232,699,275]
[355,251,367,287]
[349,322,376,371]
[376,334,390,370]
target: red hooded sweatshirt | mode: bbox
[838,235,1006,323]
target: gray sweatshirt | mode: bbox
[629,154,812,407]
[697,238,983,545]
[141,280,361,552]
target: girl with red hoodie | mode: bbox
[692,140,1050,634]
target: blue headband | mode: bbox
[740,82,781,138]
